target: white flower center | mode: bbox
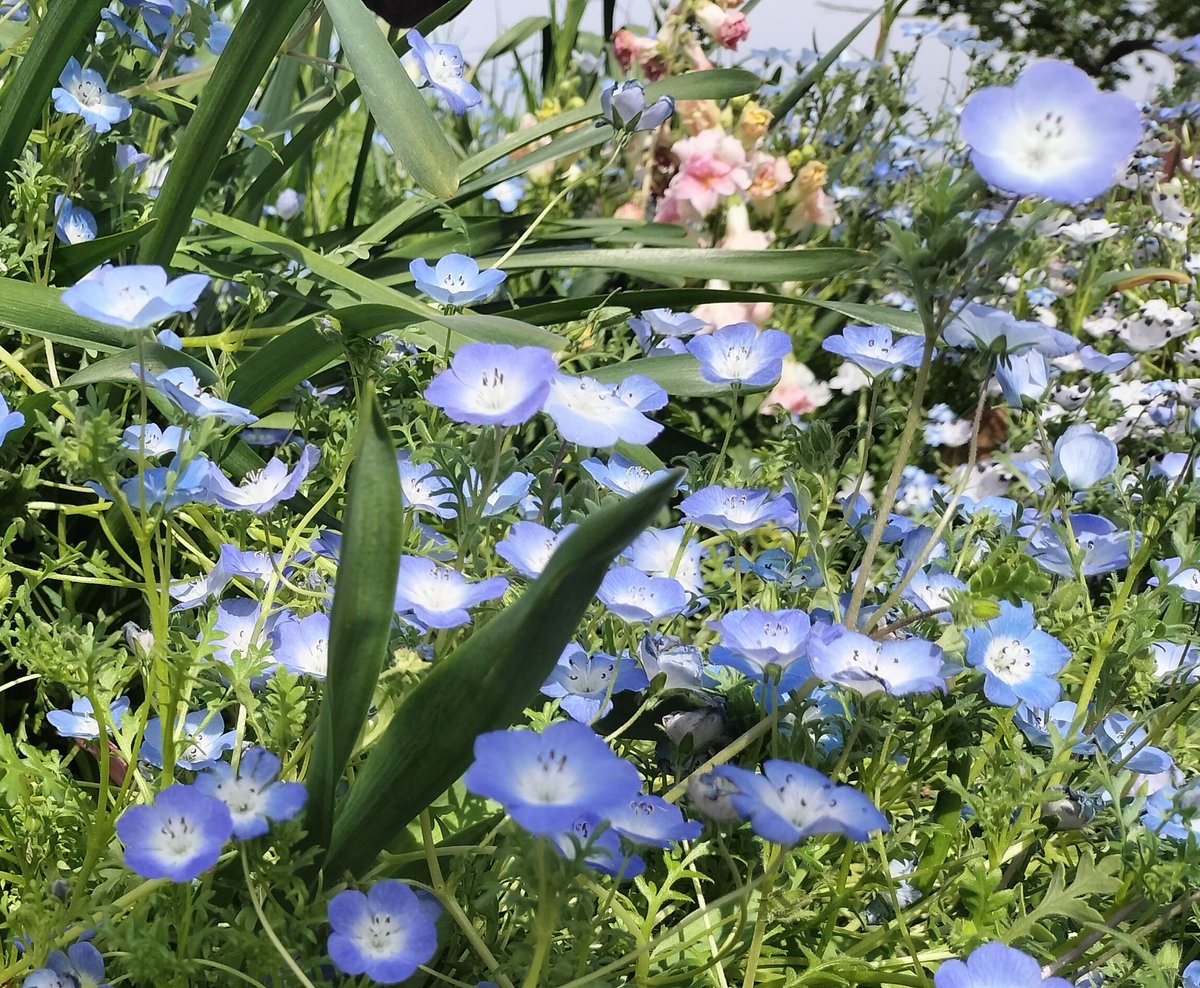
[984,637,1032,678]
[516,747,582,804]
[152,814,203,863]
[353,911,409,959]
[212,776,266,822]
[73,79,105,107]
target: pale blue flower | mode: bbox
[680,485,797,534]
[62,264,209,331]
[934,942,1072,988]
[995,349,1050,407]
[141,709,236,771]
[496,520,578,578]
[605,793,702,847]
[483,176,526,213]
[205,444,321,512]
[397,454,457,518]
[625,527,706,597]
[121,423,188,459]
[959,60,1142,203]
[600,80,674,132]
[1096,713,1174,774]
[22,942,110,988]
[271,611,329,679]
[0,393,25,447]
[406,29,482,115]
[550,814,645,879]
[597,565,688,622]
[964,601,1070,707]
[135,365,257,425]
[116,783,233,881]
[822,324,924,376]
[541,643,649,722]
[53,195,97,244]
[582,454,679,498]
[943,303,1078,356]
[47,696,130,740]
[425,342,554,427]
[410,254,506,305]
[52,58,132,133]
[328,880,439,984]
[810,627,946,696]
[194,747,306,839]
[543,374,663,447]
[1012,700,1095,754]
[393,556,507,629]
[687,324,792,387]
[1050,424,1118,489]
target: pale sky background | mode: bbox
[435,0,1177,105]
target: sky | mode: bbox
[434,0,1177,105]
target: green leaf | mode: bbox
[769,9,876,129]
[321,0,459,199]
[323,471,681,877]
[587,354,736,398]
[0,0,106,192]
[0,277,131,353]
[60,343,217,390]
[476,16,550,64]
[492,247,869,283]
[506,287,822,326]
[138,0,311,266]
[802,299,925,336]
[304,391,404,855]
[52,222,157,280]
[1095,267,1192,293]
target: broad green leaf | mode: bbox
[61,343,217,390]
[323,471,681,876]
[1096,267,1192,293]
[304,392,404,854]
[587,354,736,398]
[769,9,876,129]
[321,0,459,199]
[0,0,106,191]
[139,0,311,265]
[803,299,925,336]
[52,222,157,280]
[492,247,868,283]
[0,277,131,353]
[477,16,550,65]
[507,287,818,325]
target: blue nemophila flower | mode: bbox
[1075,344,1134,374]
[142,709,236,771]
[582,453,679,498]
[612,373,668,412]
[686,324,792,387]
[88,454,216,512]
[47,696,130,740]
[943,303,1078,357]
[1095,713,1174,774]
[810,627,945,696]
[551,814,645,879]
[843,492,916,543]
[639,633,706,691]
[406,30,481,116]
[822,324,924,376]
[425,342,556,425]
[116,783,233,881]
[0,392,23,447]
[1013,700,1096,754]
[708,608,813,683]
[713,760,887,846]
[606,793,703,847]
[625,527,706,596]
[600,80,674,132]
[22,942,110,988]
[496,520,578,578]
[543,374,664,447]
[541,643,649,723]
[1050,424,1118,489]
[1152,641,1200,683]
[194,747,306,839]
[1020,513,1136,578]
[463,720,643,834]
[959,59,1142,203]
[461,467,535,517]
[1184,960,1200,988]
[629,309,707,353]
[170,543,280,610]
[934,942,1072,988]
[53,195,97,245]
[393,556,507,629]
[206,444,320,513]
[482,176,526,213]
[116,142,151,176]
[134,365,257,425]
[1141,778,1200,842]
[598,565,689,622]
[965,602,1069,707]
[900,566,966,618]
[397,453,456,518]
[62,265,209,330]
[271,611,330,679]
[207,597,271,667]
[52,58,132,133]
[680,485,797,534]
[121,423,187,459]
[410,254,506,306]
[328,879,438,984]
[995,349,1049,407]
[1148,556,1200,603]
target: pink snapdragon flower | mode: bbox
[693,280,774,331]
[746,152,794,206]
[694,2,751,49]
[759,357,833,416]
[612,28,666,80]
[659,128,751,223]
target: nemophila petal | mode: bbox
[597,565,689,622]
[606,794,702,847]
[496,520,578,578]
[397,453,457,518]
[116,783,233,881]
[686,324,792,386]
[552,814,645,879]
[542,643,649,723]
[482,176,526,212]
[625,527,705,596]
[1013,700,1096,754]
[1075,344,1134,374]
[135,365,257,425]
[680,485,798,534]
[642,308,707,338]
[943,303,1078,356]
[393,556,508,629]
[120,423,188,459]
[0,393,24,448]
[207,596,270,666]
[1050,424,1118,489]
[543,374,663,447]
[62,264,208,330]
[206,444,320,512]
[1148,556,1200,602]
[964,601,1069,708]
[614,373,669,411]
[1020,513,1136,578]
[714,760,887,846]
[822,324,924,375]
[194,747,306,838]
[708,607,812,674]
[934,942,1073,988]
[97,455,215,512]
[406,30,482,116]
[1142,778,1200,842]
[959,59,1141,203]
[638,633,706,691]
[810,627,945,696]
[900,567,966,618]
[425,342,556,425]
[327,880,439,984]
[54,195,97,245]
[463,720,643,835]
[47,696,130,740]
[1151,641,1200,683]
[409,254,504,305]
[462,468,535,516]
[1095,713,1174,774]
[582,454,679,498]
[270,610,330,678]
[995,348,1049,407]
[52,57,132,133]
[141,709,236,771]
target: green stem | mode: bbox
[741,846,784,988]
